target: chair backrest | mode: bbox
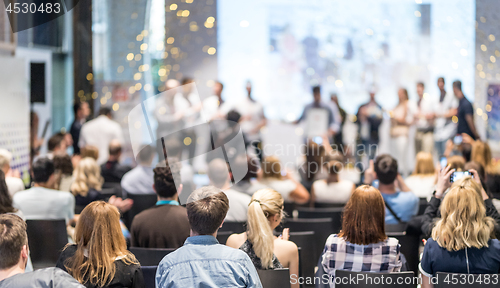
[314,202,345,208]
[434,272,500,288]
[216,231,233,245]
[335,270,416,288]
[141,266,157,288]
[125,193,158,227]
[289,231,316,280]
[257,268,291,288]
[129,247,176,266]
[417,197,428,216]
[386,231,420,274]
[283,202,296,218]
[297,207,344,233]
[26,219,68,269]
[282,218,333,262]
[219,221,246,234]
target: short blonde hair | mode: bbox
[261,156,282,179]
[412,152,435,176]
[432,176,495,251]
[70,157,103,197]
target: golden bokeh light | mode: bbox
[112,103,119,111]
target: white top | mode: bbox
[6,176,25,197]
[312,179,354,204]
[223,188,252,222]
[120,165,155,196]
[79,115,124,165]
[257,179,296,202]
[434,91,459,141]
[13,187,75,223]
[232,97,265,141]
[201,96,231,122]
[415,96,438,130]
[404,175,435,199]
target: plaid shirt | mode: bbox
[321,234,402,282]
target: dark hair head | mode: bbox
[98,107,112,117]
[32,158,55,183]
[417,82,425,88]
[48,132,65,151]
[0,170,16,214]
[338,185,386,245]
[374,154,398,184]
[154,160,181,199]
[186,186,229,235]
[137,145,154,164]
[73,101,86,116]
[312,86,321,94]
[181,77,193,85]
[0,214,27,269]
[227,110,241,123]
[448,155,465,171]
[81,146,99,160]
[438,77,445,84]
[108,140,122,157]
[325,151,344,175]
[234,155,258,181]
[53,154,73,175]
[453,80,462,91]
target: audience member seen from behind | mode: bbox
[80,145,99,161]
[53,154,74,192]
[364,154,419,224]
[297,141,326,192]
[121,145,155,196]
[321,185,402,281]
[404,152,436,199]
[100,140,131,186]
[226,189,299,288]
[207,158,252,222]
[231,155,268,196]
[56,201,144,288]
[0,214,84,287]
[0,149,24,197]
[420,177,500,288]
[130,161,190,248]
[259,156,310,204]
[71,157,106,207]
[470,140,500,199]
[155,186,262,288]
[311,151,355,206]
[0,171,23,219]
[420,165,500,239]
[13,158,75,223]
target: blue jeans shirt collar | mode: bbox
[184,235,219,246]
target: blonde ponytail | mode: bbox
[247,189,284,269]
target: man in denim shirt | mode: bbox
[156,186,262,288]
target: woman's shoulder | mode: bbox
[226,232,246,248]
[275,238,298,251]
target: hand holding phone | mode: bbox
[450,171,473,183]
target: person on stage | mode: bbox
[390,88,414,177]
[434,77,458,157]
[414,82,436,154]
[356,89,383,161]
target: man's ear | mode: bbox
[21,245,29,260]
[152,184,156,193]
[219,219,225,228]
[177,184,183,196]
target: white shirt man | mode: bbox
[79,110,124,165]
[13,187,75,223]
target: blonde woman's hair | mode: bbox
[432,176,495,251]
[412,152,435,176]
[247,189,284,269]
[64,201,138,287]
[261,156,282,180]
[71,157,103,197]
[471,141,498,174]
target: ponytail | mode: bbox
[247,189,283,269]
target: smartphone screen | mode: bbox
[450,171,472,182]
[440,157,447,169]
[453,135,463,145]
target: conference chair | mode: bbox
[280,218,333,261]
[125,193,158,228]
[289,231,317,280]
[435,272,500,288]
[296,207,343,233]
[216,230,233,245]
[219,221,246,234]
[335,270,417,288]
[141,266,157,288]
[257,268,291,288]
[314,202,345,208]
[26,219,68,269]
[129,247,176,266]
[386,230,420,274]
[417,197,428,216]
[75,205,86,214]
[283,202,296,218]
